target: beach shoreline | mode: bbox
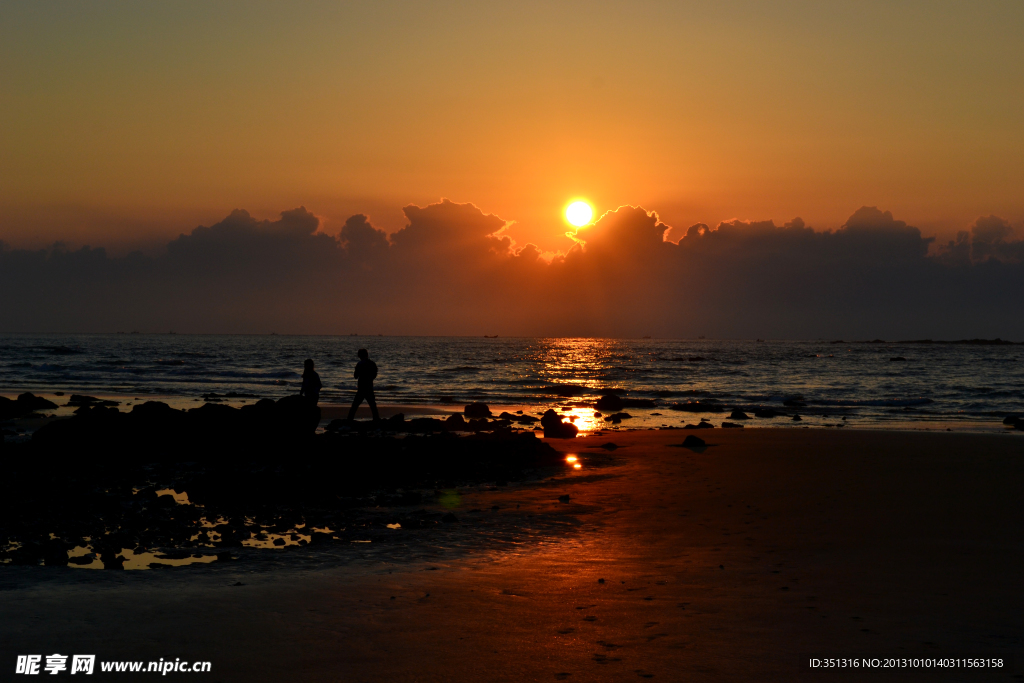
[2,390,1016,440]
[2,428,1021,681]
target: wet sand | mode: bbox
[2,429,1022,681]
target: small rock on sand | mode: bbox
[464,403,491,418]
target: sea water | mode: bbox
[1,334,1022,429]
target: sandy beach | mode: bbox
[2,428,1022,682]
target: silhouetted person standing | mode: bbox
[299,358,322,406]
[347,348,379,421]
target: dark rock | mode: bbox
[275,394,321,435]
[1002,416,1019,425]
[406,417,445,433]
[609,412,632,420]
[100,552,125,570]
[324,418,349,432]
[683,422,714,429]
[41,539,69,566]
[547,422,579,439]
[445,413,468,430]
[792,414,802,421]
[131,401,176,418]
[0,393,59,420]
[541,409,579,438]
[558,495,570,502]
[753,407,782,418]
[681,435,705,448]
[464,403,492,418]
[889,356,907,362]
[595,394,624,411]
[441,512,459,523]
[782,396,806,407]
[728,410,751,420]
[598,442,618,450]
[497,411,538,424]
[598,578,605,583]
[721,422,744,428]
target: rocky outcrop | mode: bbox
[0,393,58,420]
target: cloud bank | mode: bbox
[3,201,1023,339]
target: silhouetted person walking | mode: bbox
[347,348,379,421]
[299,358,322,406]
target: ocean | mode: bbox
[1,334,1022,430]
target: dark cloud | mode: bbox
[2,201,1023,338]
[934,215,1024,266]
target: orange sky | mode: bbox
[2,1,1023,254]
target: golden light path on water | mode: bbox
[531,337,625,436]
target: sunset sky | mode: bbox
[3,1,1024,338]
[3,0,1023,255]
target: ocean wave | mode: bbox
[165,368,298,379]
[815,397,935,407]
[43,346,83,355]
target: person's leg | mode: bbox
[348,390,364,420]
[367,390,380,421]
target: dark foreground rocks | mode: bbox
[0,393,58,420]
[0,399,562,568]
[540,409,578,439]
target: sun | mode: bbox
[565,200,593,227]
